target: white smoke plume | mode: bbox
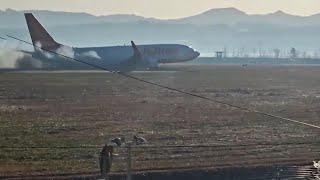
[0,50,24,68]
[0,41,42,69]
[81,51,101,59]
[55,45,75,59]
[35,41,54,59]
[34,41,99,61]
[34,41,75,60]
[0,40,23,68]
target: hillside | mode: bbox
[1,8,320,54]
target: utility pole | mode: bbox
[124,135,147,180]
[99,145,114,180]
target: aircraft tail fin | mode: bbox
[24,13,61,51]
[131,41,142,58]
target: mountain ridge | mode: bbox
[1,8,320,29]
[1,8,320,54]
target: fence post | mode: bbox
[126,143,132,180]
[100,150,107,179]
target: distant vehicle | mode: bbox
[23,13,200,72]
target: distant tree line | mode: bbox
[215,47,320,59]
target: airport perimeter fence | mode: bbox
[1,142,320,179]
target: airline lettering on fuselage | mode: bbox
[142,48,178,56]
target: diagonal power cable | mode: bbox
[6,35,320,130]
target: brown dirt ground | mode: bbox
[0,64,319,176]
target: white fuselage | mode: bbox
[24,13,200,71]
[33,44,200,71]
[74,44,199,64]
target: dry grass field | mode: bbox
[0,64,319,176]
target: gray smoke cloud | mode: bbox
[0,41,42,69]
[15,55,42,69]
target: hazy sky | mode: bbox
[1,0,320,19]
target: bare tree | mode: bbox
[290,48,297,59]
[273,49,281,59]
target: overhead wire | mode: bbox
[6,35,320,130]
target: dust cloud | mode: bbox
[0,41,42,69]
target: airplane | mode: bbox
[22,13,200,72]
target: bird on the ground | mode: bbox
[110,137,125,147]
[313,161,320,169]
[133,135,147,145]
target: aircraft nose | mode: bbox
[195,51,200,57]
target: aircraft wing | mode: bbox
[127,41,159,68]
[130,41,143,64]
